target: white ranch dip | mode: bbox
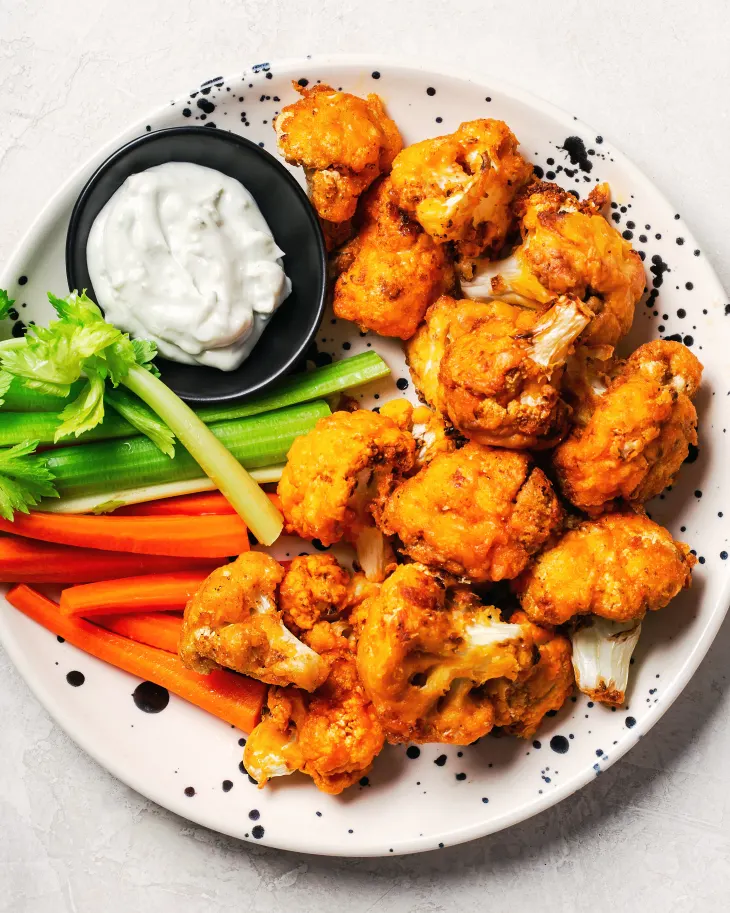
[86,162,292,371]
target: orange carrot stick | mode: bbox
[0,535,218,584]
[93,612,183,654]
[60,571,211,617]
[115,492,237,516]
[0,512,250,558]
[118,491,282,517]
[7,585,265,733]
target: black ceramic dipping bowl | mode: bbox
[66,127,326,405]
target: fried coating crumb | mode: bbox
[357,564,534,744]
[487,611,574,738]
[275,83,402,223]
[440,296,592,449]
[463,182,645,347]
[179,552,328,691]
[390,119,533,260]
[333,178,449,339]
[515,511,696,626]
[244,623,384,793]
[553,341,703,512]
[379,443,562,582]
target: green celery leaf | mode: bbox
[0,290,15,321]
[105,386,175,457]
[55,372,107,441]
[131,338,160,377]
[0,440,58,520]
[0,370,12,407]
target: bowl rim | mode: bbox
[64,124,327,405]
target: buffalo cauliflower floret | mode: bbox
[570,615,642,706]
[275,83,402,223]
[389,119,533,261]
[356,563,534,744]
[279,553,351,633]
[378,398,456,468]
[439,295,592,449]
[515,511,696,626]
[486,611,574,737]
[244,622,385,793]
[333,178,448,339]
[178,552,328,691]
[278,409,415,580]
[405,294,493,414]
[553,341,703,512]
[462,182,645,347]
[379,443,562,582]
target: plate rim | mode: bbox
[1,52,729,857]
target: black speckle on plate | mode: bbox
[66,670,85,687]
[434,754,447,767]
[455,772,466,781]
[406,746,420,759]
[222,780,233,792]
[549,735,569,754]
[184,786,195,797]
[132,681,170,713]
[396,377,409,391]
[249,808,260,820]
[426,87,436,96]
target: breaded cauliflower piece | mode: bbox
[406,294,494,414]
[553,341,703,512]
[279,553,351,633]
[178,552,328,691]
[389,119,533,260]
[357,563,534,744]
[275,83,402,223]
[278,409,416,580]
[515,511,696,626]
[486,611,574,738]
[462,182,646,347]
[379,443,562,582]
[332,178,449,339]
[440,295,592,449]
[378,399,456,468]
[570,615,642,706]
[244,622,385,793]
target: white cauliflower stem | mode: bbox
[571,616,642,706]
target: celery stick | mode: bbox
[1,377,85,412]
[0,410,134,447]
[40,466,285,514]
[35,401,328,499]
[196,352,390,423]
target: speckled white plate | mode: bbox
[1,55,729,857]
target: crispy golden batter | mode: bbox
[275,83,402,223]
[440,296,591,449]
[487,611,574,738]
[406,294,494,414]
[278,409,415,545]
[357,564,534,744]
[178,552,328,691]
[333,178,448,339]
[378,399,456,468]
[380,443,562,582]
[553,341,702,512]
[244,623,384,794]
[279,554,351,633]
[390,119,533,260]
[463,182,645,347]
[515,512,696,626]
